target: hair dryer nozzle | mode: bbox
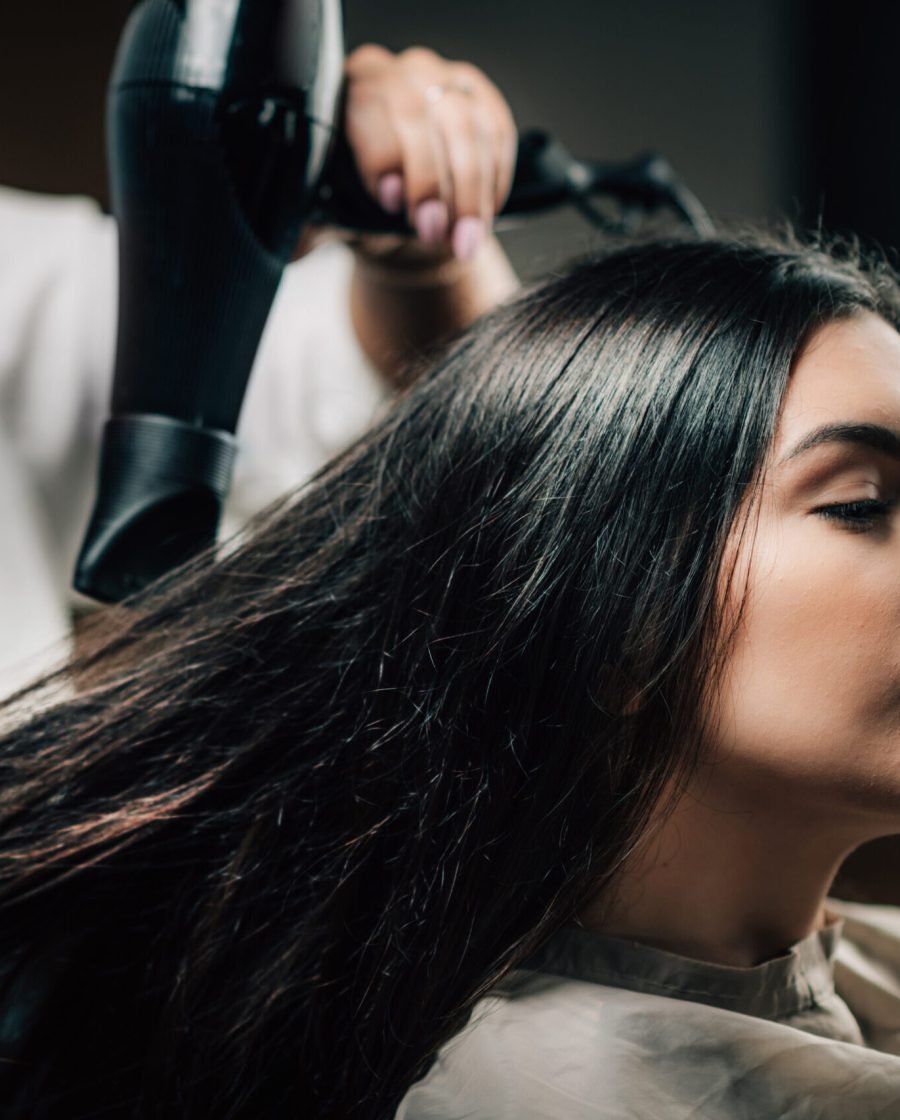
[74,415,237,604]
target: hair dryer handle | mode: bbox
[312,127,576,233]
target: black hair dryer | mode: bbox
[74,0,712,604]
[74,0,347,603]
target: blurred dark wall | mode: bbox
[0,0,805,277]
[1,2,130,202]
[806,0,900,253]
[343,0,802,273]
[0,2,893,272]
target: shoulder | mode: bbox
[393,969,690,1120]
[826,895,900,981]
[393,950,900,1120]
[826,895,900,940]
[826,896,900,1042]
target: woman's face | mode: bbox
[710,310,900,835]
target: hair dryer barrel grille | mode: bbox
[108,81,291,429]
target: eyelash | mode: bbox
[813,498,895,532]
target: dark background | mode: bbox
[2,0,900,895]
[2,0,897,277]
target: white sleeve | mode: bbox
[0,186,117,693]
[0,185,389,691]
[224,238,392,537]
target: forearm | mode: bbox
[348,234,519,387]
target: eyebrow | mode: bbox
[779,422,900,465]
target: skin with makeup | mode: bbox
[577,310,900,967]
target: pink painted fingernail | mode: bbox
[452,216,485,261]
[414,199,449,243]
[377,173,404,214]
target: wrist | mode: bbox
[349,233,492,289]
[349,233,519,386]
[352,248,471,289]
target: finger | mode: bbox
[376,172,404,214]
[344,42,394,80]
[429,92,498,259]
[434,94,486,223]
[491,112,519,214]
[476,112,497,223]
[450,118,493,261]
[390,88,454,243]
[448,62,518,213]
[345,81,449,243]
[342,83,407,202]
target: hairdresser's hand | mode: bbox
[296,44,518,265]
[296,44,520,385]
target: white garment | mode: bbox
[0,186,389,695]
[396,896,900,1119]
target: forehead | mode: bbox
[773,311,900,455]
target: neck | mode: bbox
[576,765,873,968]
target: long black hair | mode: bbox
[0,230,898,1119]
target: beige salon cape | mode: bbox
[396,896,900,1118]
[0,186,389,695]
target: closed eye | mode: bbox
[812,498,895,532]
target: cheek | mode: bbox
[708,518,900,809]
